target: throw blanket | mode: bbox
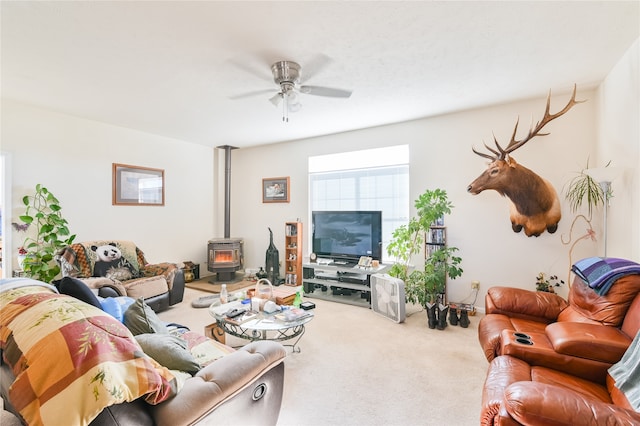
[0,285,178,425]
[571,257,640,296]
[58,241,143,279]
[609,331,640,411]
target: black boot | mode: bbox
[426,303,437,329]
[449,308,459,326]
[459,309,470,328]
[437,304,449,330]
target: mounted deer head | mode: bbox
[467,85,585,237]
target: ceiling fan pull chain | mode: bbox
[282,93,288,122]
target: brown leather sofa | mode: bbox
[478,274,640,382]
[480,352,640,425]
[480,291,640,425]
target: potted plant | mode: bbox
[564,158,608,218]
[561,159,610,282]
[387,188,463,330]
[18,184,76,283]
[535,272,565,293]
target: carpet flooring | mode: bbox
[159,287,488,425]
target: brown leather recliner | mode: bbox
[478,274,640,383]
[480,352,640,426]
[481,294,640,425]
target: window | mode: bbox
[309,145,409,263]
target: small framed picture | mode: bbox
[262,177,290,203]
[113,163,164,206]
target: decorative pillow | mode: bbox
[171,328,235,367]
[100,296,136,322]
[0,285,178,426]
[124,298,168,335]
[135,334,201,375]
[56,276,102,308]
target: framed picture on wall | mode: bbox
[262,177,290,203]
[113,163,164,206]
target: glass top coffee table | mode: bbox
[208,301,314,353]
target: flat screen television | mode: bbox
[311,210,382,264]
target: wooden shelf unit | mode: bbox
[284,222,303,286]
[426,222,447,304]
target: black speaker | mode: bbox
[303,267,314,279]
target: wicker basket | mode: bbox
[252,278,275,310]
[255,278,274,300]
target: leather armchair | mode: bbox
[481,354,640,426]
[478,274,640,382]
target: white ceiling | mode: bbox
[2,1,639,149]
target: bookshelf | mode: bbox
[426,217,447,304]
[284,222,303,286]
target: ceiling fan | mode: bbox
[230,59,353,122]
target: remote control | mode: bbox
[225,308,246,318]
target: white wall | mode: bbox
[596,37,640,260]
[227,39,640,310]
[229,88,601,306]
[3,39,636,308]
[2,100,216,270]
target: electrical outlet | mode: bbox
[471,280,480,290]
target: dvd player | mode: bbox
[338,273,368,284]
[314,272,339,281]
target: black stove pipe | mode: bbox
[217,145,237,239]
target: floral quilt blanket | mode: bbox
[0,282,178,425]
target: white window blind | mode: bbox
[309,145,409,263]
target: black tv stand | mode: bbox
[302,262,389,308]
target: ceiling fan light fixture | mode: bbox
[269,93,282,107]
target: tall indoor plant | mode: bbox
[387,188,463,329]
[18,184,76,283]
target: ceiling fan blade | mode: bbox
[228,58,273,83]
[229,89,275,100]
[300,85,352,98]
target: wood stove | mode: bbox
[208,238,243,282]
[208,145,244,283]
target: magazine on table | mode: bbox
[225,310,259,325]
[275,308,312,322]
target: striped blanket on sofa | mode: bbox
[571,257,640,295]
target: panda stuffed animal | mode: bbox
[91,243,138,281]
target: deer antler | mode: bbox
[472,84,585,160]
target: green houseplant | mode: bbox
[535,272,565,293]
[387,188,463,329]
[564,159,608,218]
[561,159,610,283]
[19,184,76,283]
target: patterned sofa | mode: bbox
[56,240,184,312]
[0,279,287,426]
